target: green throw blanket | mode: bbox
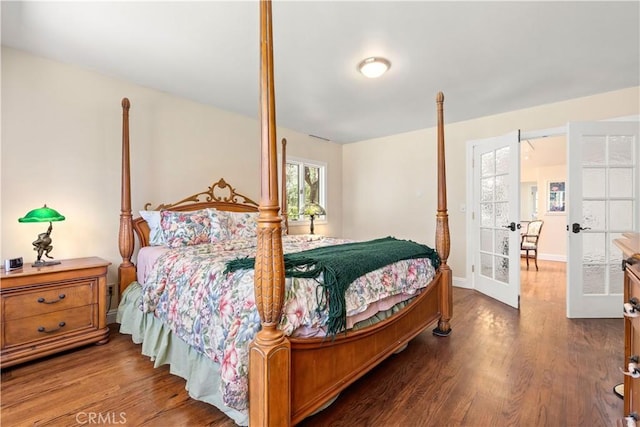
[224,236,440,336]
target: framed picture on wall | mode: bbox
[547,181,566,213]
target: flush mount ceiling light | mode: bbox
[358,57,391,78]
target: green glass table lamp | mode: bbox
[19,205,66,266]
[302,202,326,235]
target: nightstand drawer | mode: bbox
[2,280,94,321]
[0,257,110,368]
[3,304,94,347]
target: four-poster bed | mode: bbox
[116,1,452,425]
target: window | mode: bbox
[285,157,326,221]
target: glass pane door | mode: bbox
[472,131,521,309]
[567,122,639,317]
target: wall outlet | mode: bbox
[106,284,116,310]
[106,284,118,325]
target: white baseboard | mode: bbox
[107,309,118,325]
[453,276,471,289]
[538,253,567,262]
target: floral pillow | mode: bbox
[208,210,230,242]
[160,209,217,248]
[225,211,259,240]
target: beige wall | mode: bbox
[4,46,638,290]
[343,86,640,283]
[1,47,343,292]
[521,147,568,261]
[529,165,568,261]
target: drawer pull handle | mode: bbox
[37,322,66,333]
[620,361,640,378]
[624,413,638,427]
[624,256,640,271]
[624,298,640,317]
[37,294,66,304]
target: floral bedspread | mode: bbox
[140,234,436,411]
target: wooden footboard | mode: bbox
[289,273,442,423]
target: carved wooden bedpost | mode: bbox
[118,98,136,298]
[281,138,288,234]
[250,1,291,426]
[433,92,453,337]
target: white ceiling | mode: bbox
[2,1,638,144]
[520,135,566,169]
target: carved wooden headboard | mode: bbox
[132,178,259,248]
[118,96,289,294]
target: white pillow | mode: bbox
[139,210,165,246]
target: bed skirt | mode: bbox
[116,282,249,426]
[117,282,418,426]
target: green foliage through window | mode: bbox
[285,159,325,221]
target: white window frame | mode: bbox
[285,156,327,223]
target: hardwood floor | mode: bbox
[1,260,624,426]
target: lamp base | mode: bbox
[309,215,315,235]
[32,260,61,267]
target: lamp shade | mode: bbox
[358,57,391,78]
[303,202,326,217]
[18,205,65,223]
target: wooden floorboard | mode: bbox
[1,260,624,426]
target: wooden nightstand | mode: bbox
[0,257,111,368]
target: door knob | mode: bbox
[502,222,517,232]
[571,223,591,233]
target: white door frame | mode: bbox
[520,126,566,141]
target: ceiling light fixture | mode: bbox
[358,57,391,78]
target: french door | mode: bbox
[469,131,521,309]
[567,121,640,318]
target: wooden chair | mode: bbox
[521,220,544,270]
